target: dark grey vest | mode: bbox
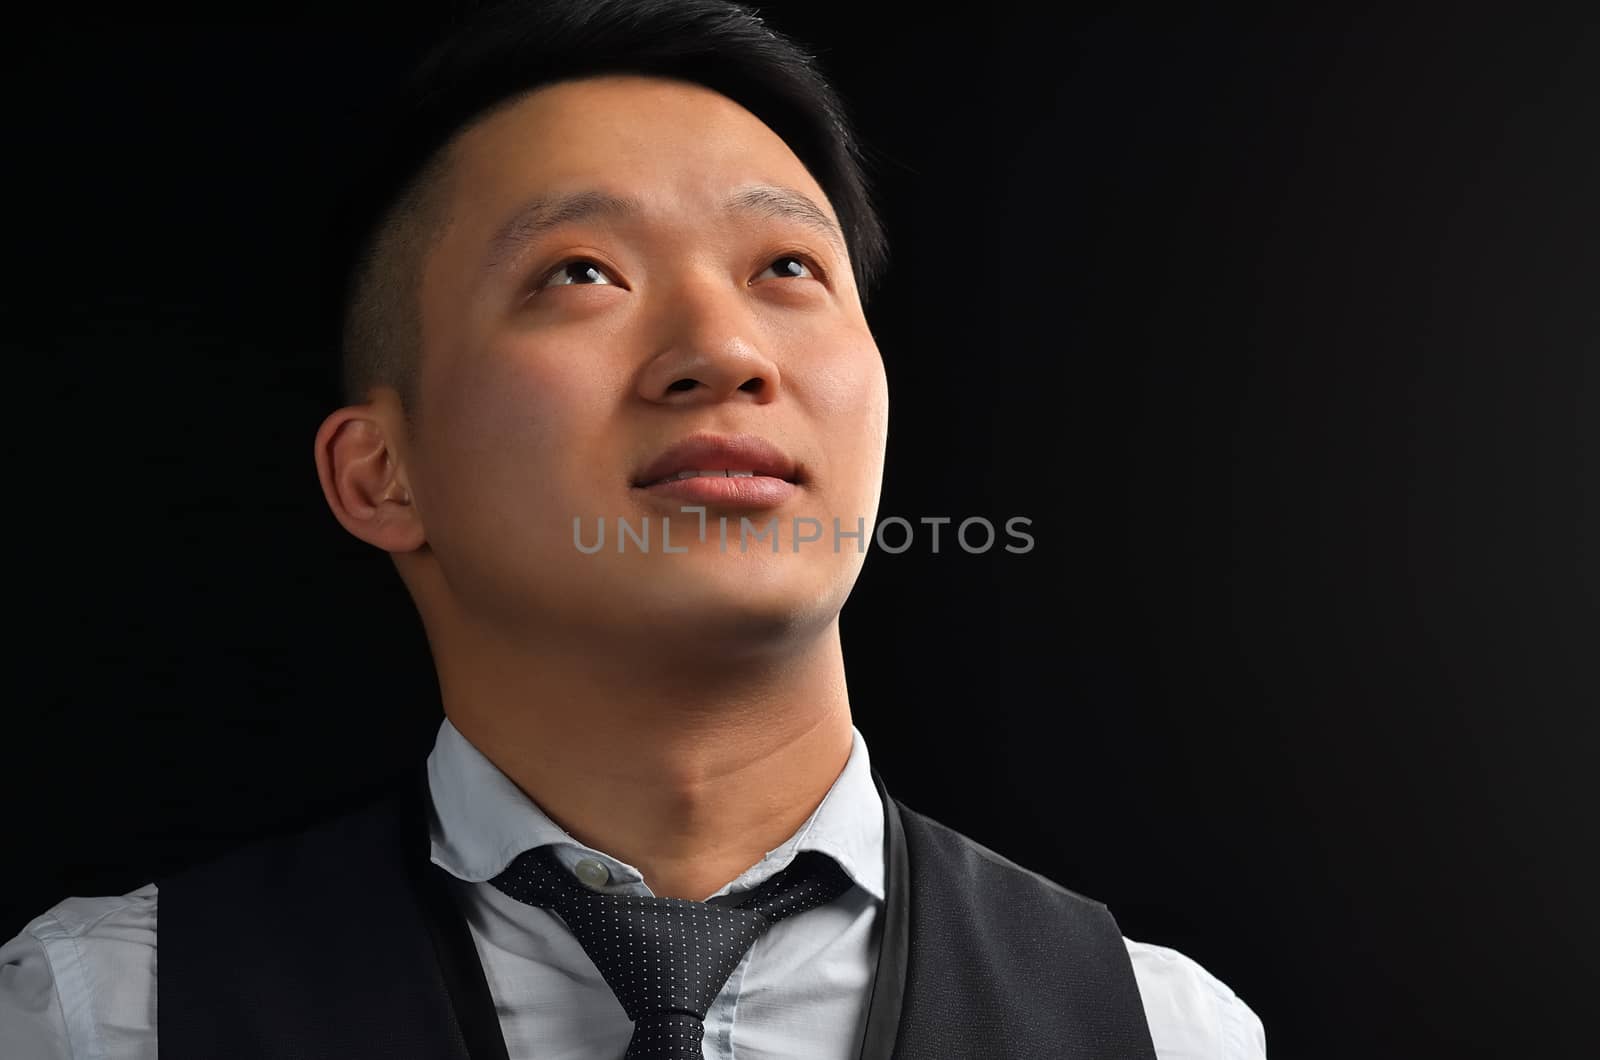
[158,763,1157,1059]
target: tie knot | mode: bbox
[489,845,854,1057]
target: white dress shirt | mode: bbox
[1,718,1267,1058]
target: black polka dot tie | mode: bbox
[489,844,854,1058]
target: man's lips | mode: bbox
[634,473,799,508]
[630,432,802,489]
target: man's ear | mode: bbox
[313,390,426,553]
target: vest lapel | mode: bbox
[860,766,910,1058]
[410,761,514,1060]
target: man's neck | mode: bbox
[435,621,855,901]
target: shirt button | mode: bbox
[574,857,611,889]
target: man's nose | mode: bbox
[633,279,782,405]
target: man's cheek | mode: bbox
[799,357,876,419]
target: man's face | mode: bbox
[397,74,889,653]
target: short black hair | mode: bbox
[324,0,890,419]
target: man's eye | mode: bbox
[757,254,818,282]
[539,259,617,288]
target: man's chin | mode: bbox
[615,563,840,642]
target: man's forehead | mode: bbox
[440,77,843,264]
[454,73,792,166]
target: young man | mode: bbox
[1,2,1265,1056]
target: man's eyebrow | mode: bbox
[480,184,848,276]
[722,184,848,262]
[481,190,644,274]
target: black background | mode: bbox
[9,5,1598,1057]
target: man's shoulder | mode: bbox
[893,801,1267,1057]
[1,773,416,1060]
[11,881,160,942]
[0,883,159,1059]
[1124,937,1268,1059]
[4,884,160,975]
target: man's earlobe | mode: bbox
[313,405,426,554]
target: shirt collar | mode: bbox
[426,716,885,903]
